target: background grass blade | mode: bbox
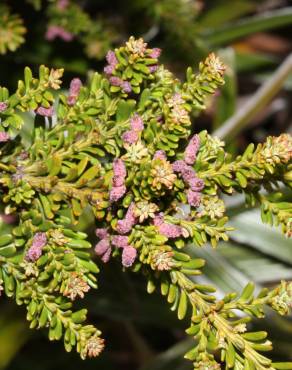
[204,7,292,46]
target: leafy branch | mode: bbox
[0,37,291,368]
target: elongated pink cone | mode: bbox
[186,189,201,207]
[111,235,128,248]
[26,232,47,261]
[122,246,137,267]
[130,114,144,132]
[184,134,200,165]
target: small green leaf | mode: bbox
[226,341,236,368]
[178,291,188,320]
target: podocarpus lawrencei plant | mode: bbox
[0,36,291,369]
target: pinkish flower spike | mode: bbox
[110,185,127,202]
[26,232,47,262]
[172,160,188,173]
[0,102,8,112]
[154,213,182,238]
[45,25,58,41]
[45,25,74,42]
[125,203,137,222]
[122,130,139,144]
[95,228,109,239]
[181,166,196,183]
[36,106,54,117]
[158,223,182,238]
[109,76,122,87]
[172,160,202,190]
[104,65,115,75]
[189,177,204,192]
[184,134,200,165]
[110,159,127,202]
[0,132,10,142]
[56,27,74,42]
[67,96,77,106]
[149,65,158,73]
[122,246,137,267]
[69,78,82,97]
[116,203,137,234]
[116,220,130,235]
[121,81,132,93]
[95,238,110,256]
[95,238,112,263]
[150,48,161,59]
[112,177,122,188]
[153,213,164,226]
[26,246,42,261]
[111,235,128,248]
[32,232,47,248]
[113,158,127,179]
[67,78,82,106]
[101,248,112,263]
[130,114,144,132]
[187,189,201,207]
[106,50,118,66]
[154,150,166,160]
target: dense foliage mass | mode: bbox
[0,36,291,369]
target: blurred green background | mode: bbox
[0,0,292,369]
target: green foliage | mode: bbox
[0,37,291,369]
[0,65,63,133]
[0,5,26,55]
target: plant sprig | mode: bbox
[0,37,291,368]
